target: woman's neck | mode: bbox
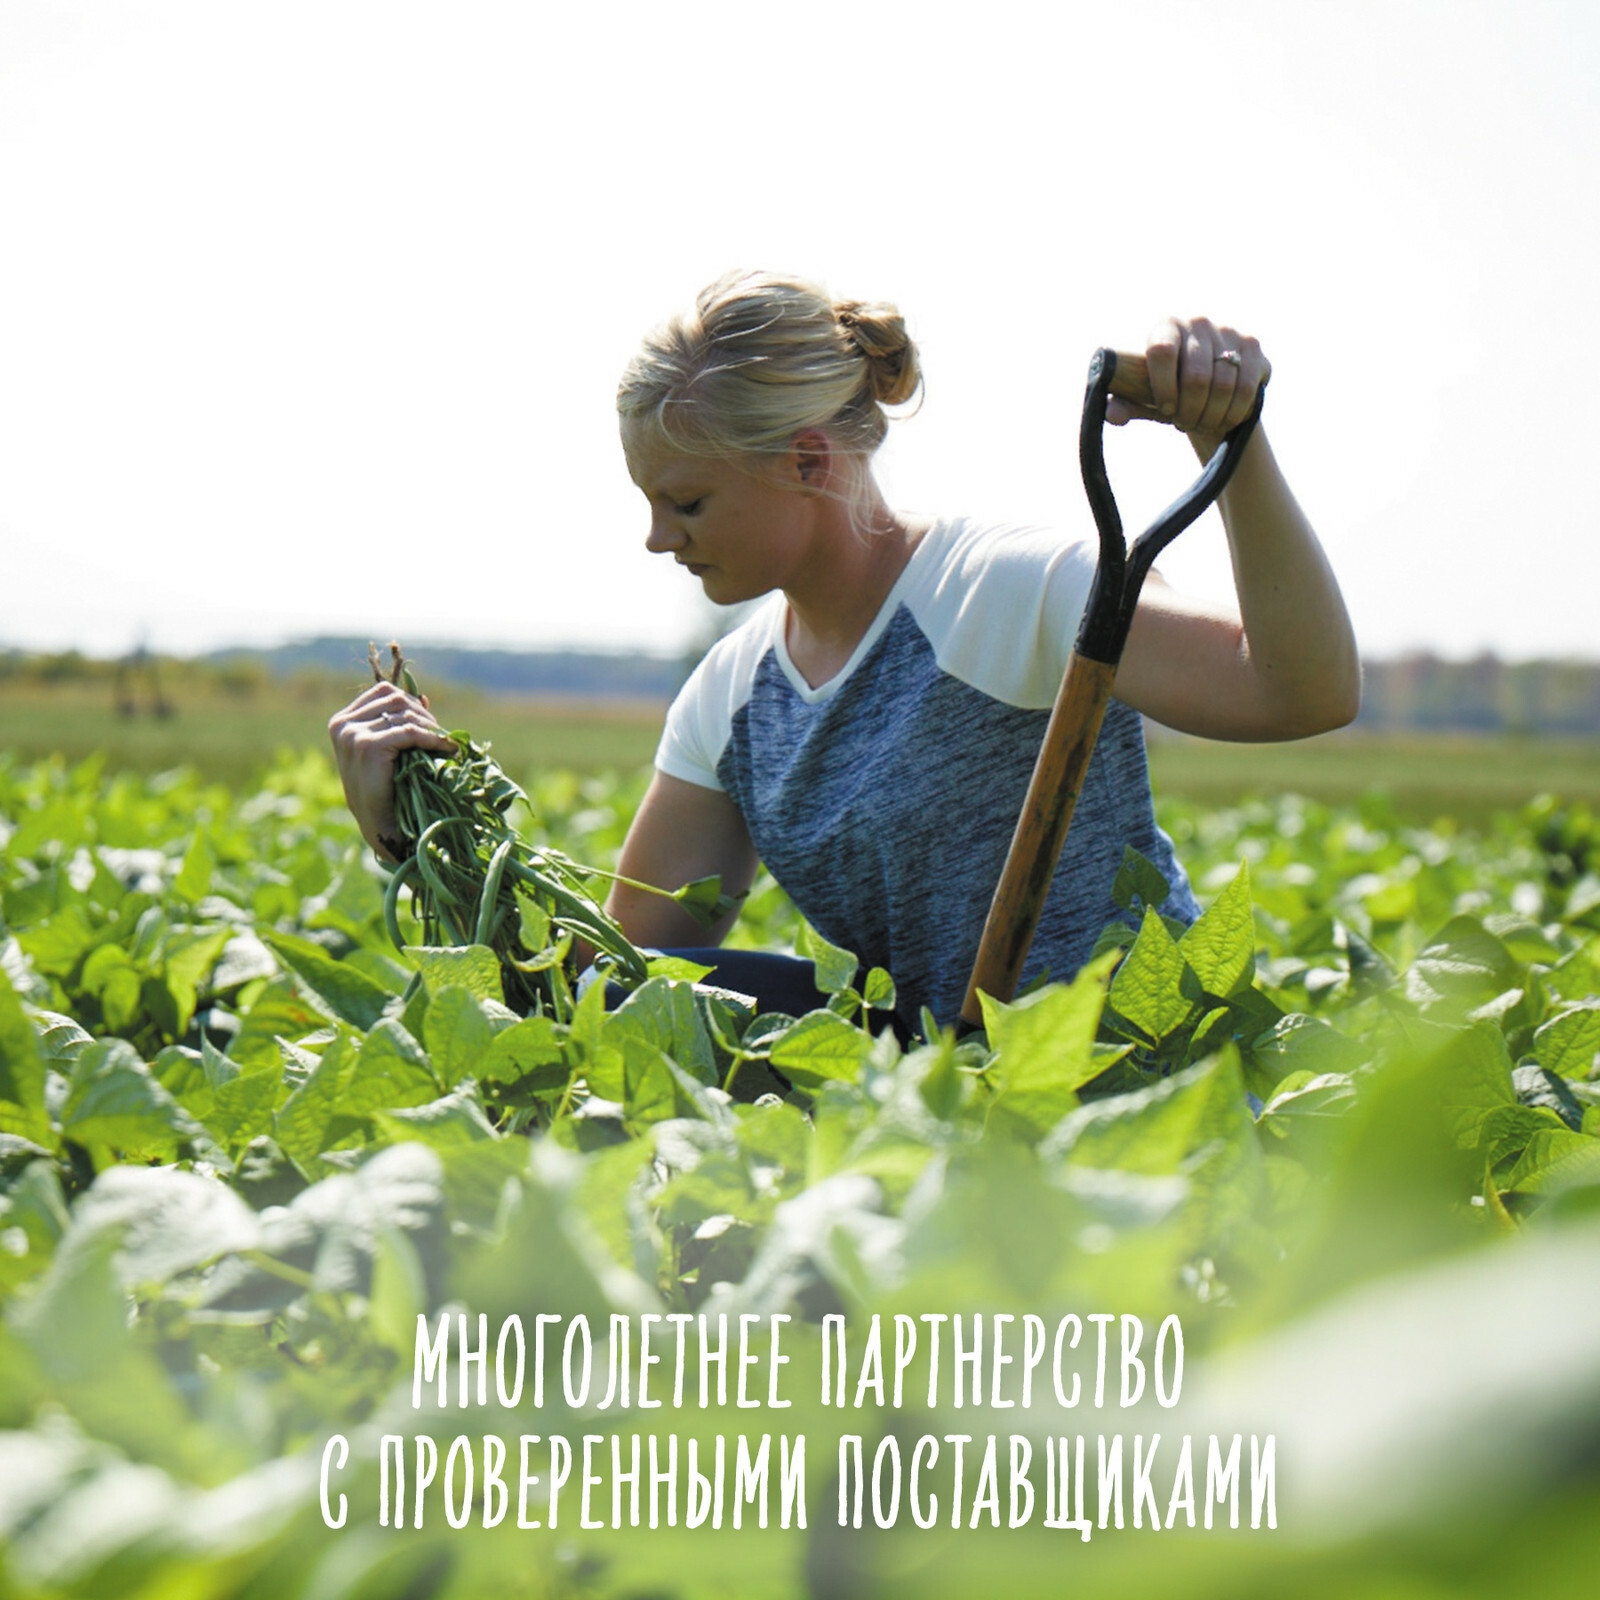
[783,501,930,688]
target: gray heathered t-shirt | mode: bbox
[655,516,1200,1026]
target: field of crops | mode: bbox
[2,733,1600,1598]
[5,675,1600,821]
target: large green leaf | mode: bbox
[423,983,503,1090]
[272,1032,360,1176]
[1179,861,1255,998]
[605,975,716,1084]
[1534,1002,1600,1080]
[261,931,393,1030]
[60,1040,192,1158]
[341,1020,440,1116]
[768,1010,870,1090]
[1107,907,1199,1043]
[412,943,504,1004]
[66,1165,261,1289]
[981,949,1117,1139]
[479,1015,569,1092]
[1405,916,1520,1018]
[0,971,50,1145]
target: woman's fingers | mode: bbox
[1220,334,1271,434]
[1135,317,1268,445]
[331,685,455,749]
[327,685,457,857]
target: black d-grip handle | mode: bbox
[1074,348,1267,666]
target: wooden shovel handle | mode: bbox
[959,652,1119,1027]
[1107,351,1155,408]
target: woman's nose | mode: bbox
[645,512,685,554]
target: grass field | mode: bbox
[3,679,1598,825]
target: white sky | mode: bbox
[1,0,1596,664]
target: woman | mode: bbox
[330,271,1359,1028]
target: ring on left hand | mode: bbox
[1214,349,1243,368]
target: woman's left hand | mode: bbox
[1107,316,1271,455]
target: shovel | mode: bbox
[958,348,1266,1029]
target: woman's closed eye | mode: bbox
[672,498,705,516]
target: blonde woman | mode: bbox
[331,271,1358,1028]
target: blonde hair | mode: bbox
[617,270,921,523]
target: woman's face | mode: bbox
[623,434,819,606]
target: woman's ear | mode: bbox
[790,428,834,491]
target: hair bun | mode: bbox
[835,298,922,408]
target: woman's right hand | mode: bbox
[327,683,458,859]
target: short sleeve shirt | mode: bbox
[656,516,1200,1025]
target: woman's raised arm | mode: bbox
[1111,317,1361,741]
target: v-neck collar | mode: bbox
[770,519,943,705]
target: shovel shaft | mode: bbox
[959,651,1119,1026]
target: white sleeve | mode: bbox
[909,519,1098,710]
[655,657,730,791]
[652,600,780,791]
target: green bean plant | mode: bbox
[370,644,731,1017]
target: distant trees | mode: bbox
[1360,654,1600,734]
[3,642,1599,733]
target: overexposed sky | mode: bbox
[1,0,1596,662]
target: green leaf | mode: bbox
[1247,1013,1367,1098]
[1107,907,1199,1043]
[1482,913,1562,965]
[1111,845,1171,914]
[10,1224,205,1473]
[768,1010,871,1090]
[0,971,51,1145]
[1045,1048,1266,1257]
[670,874,740,930]
[173,828,215,903]
[604,976,716,1084]
[1258,1070,1357,1127]
[1435,1021,1519,1151]
[16,905,96,981]
[374,1090,500,1148]
[1534,1003,1600,1080]
[273,1033,360,1177]
[863,967,897,1011]
[67,1165,261,1288]
[981,950,1117,1139]
[210,1068,283,1154]
[1480,1103,1569,1171]
[1180,861,1255,998]
[480,1015,569,1091]
[619,1037,680,1127]
[60,1040,192,1157]
[343,1021,441,1115]
[517,891,552,951]
[0,1159,68,1289]
[262,930,393,1030]
[412,943,505,1005]
[1501,1128,1600,1196]
[647,954,715,983]
[34,1011,92,1072]
[368,1223,427,1357]
[228,973,327,1072]
[1405,916,1520,1018]
[797,923,856,997]
[424,984,501,1090]
[161,925,234,1037]
[82,944,144,1033]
